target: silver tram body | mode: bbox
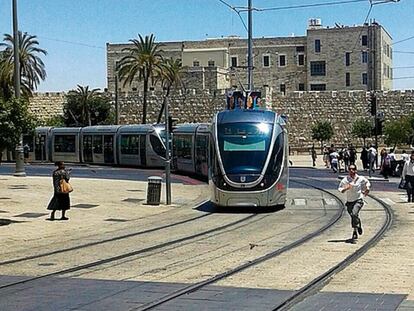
[209,109,288,207]
[172,123,210,176]
[51,127,82,163]
[117,124,166,167]
[80,125,121,165]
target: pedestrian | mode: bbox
[47,161,72,220]
[402,151,414,203]
[349,144,357,166]
[311,145,317,167]
[323,146,330,168]
[401,150,409,162]
[338,164,371,240]
[330,149,339,173]
[343,147,350,172]
[368,145,377,172]
[23,143,30,164]
[360,147,368,171]
[380,150,391,179]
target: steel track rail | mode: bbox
[0,200,211,266]
[132,179,345,311]
[272,194,394,311]
[0,212,258,290]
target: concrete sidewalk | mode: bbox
[0,176,208,250]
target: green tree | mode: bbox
[311,120,334,150]
[0,97,36,162]
[351,118,373,147]
[0,32,47,100]
[118,34,162,124]
[383,117,412,150]
[64,85,112,127]
[155,57,184,123]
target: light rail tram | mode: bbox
[209,109,288,207]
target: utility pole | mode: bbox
[114,73,119,125]
[164,90,171,205]
[12,0,25,177]
[247,0,253,91]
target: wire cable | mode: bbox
[392,35,414,45]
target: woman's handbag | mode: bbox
[398,178,407,190]
[59,179,73,193]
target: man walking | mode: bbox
[338,164,371,240]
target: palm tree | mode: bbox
[155,57,184,123]
[67,85,100,126]
[0,32,47,100]
[118,34,162,124]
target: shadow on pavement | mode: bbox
[195,201,285,214]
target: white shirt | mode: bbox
[338,174,371,202]
[330,152,339,163]
[402,160,414,179]
[401,153,409,162]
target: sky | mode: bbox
[0,0,413,92]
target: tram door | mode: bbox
[195,135,208,176]
[104,135,114,164]
[83,135,93,162]
[139,135,146,166]
[35,135,47,161]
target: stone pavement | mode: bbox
[0,159,413,310]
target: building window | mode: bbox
[208,60,215,67]
[362,73,368,85]
[231,56,238,67]
[315,39,321,53]
[263,55,270,67]
[361,35,368,46]
[298,83,305,91]
[193,60,200,67]
[346,73,351,87]
[279,55,286,67]
[362,51,368,63]
[298,54,305,66]
[310,84,326,91]
[280,84,286,95]
[296,46,305,52]
[345,52,351,66]
[310,61,326,76]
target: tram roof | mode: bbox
[216,109,276,124]
[174,123,210,134]
[81,125,122,134]
[51,127,82,134]
[118,124,158,134]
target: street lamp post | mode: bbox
[164,91,172,205]
[12,0,25,177]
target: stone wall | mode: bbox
[28,92,66,122]
[27,90,414,148]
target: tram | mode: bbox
[172,123,210,177]
[209,109,288,207]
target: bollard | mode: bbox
[147,176,162,205]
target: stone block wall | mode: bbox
[27,89,414,148]
[28,92,66,122]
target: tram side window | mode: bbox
[150,135,166,157]
[174,135,192,159]
[93,135,103,154]
[196,135,208,162]
[54,135,76,153]
[120,135,139,154]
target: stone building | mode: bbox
[106,19,392,94]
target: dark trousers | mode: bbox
[346,199,363,230]
[406,175,414,202]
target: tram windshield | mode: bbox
[218,122,273,174]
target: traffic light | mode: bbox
[370,93,377,116]
[168,116,178,133]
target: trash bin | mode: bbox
[147,176,162,205]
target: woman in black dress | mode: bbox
[47,161,71,220]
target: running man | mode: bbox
[338,164,371,240]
